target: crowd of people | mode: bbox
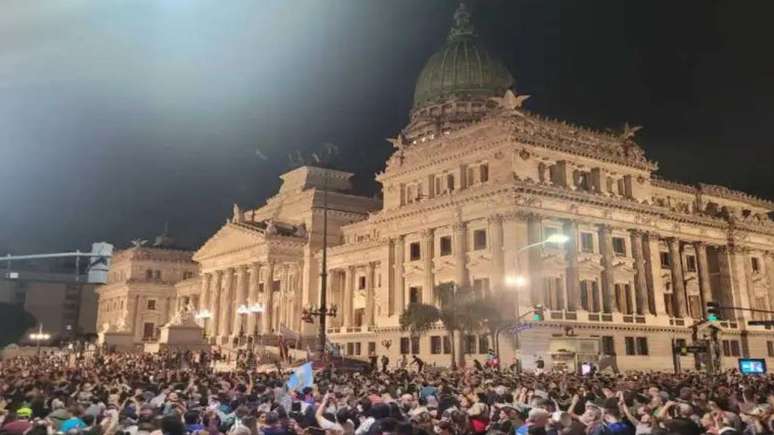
[1,350,773,435]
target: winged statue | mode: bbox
[130,239,148,248]
[491,89,531,111]
[621,122,643,141]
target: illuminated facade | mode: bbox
[98,4,774,370]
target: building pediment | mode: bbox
[432,257,456,275]
[611,257,636,275]
[193,223,266,263]
[577,253,604,276]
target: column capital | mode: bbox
[487,214,504,225]
[452,221,466,232]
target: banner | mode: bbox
[286,362,314,391]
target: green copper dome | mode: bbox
[412,3,514,112]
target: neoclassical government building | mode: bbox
[96,4,774,371]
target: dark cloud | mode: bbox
[1,0,772,253]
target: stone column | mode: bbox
[209,271,222,337]
[527,214,544,305]
[630,230,649,315]
[765,253,774,316]
[263,262,275,333]
[563,220,579,311]
[422,229,435,304]
[293,262,304,332]
[489,215,505,292]
[694,242,714,315]
[233,266,248,336]
[453,222,468,287]
[327,271,339,327]
[667,238,686,318]
[200,273,212,326]
[598,225,616,313]
[731,247,753,314]
[366,262,376,327]
[277,264,290,328]
[643,232,666,315]
[219,268,234,337]
[394,237,405,314]
[343,266,354,327]
[247,263,260,335]
[717,246,738,320]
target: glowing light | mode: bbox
[545,233,569,244]
[506,275,528,287]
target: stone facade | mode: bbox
[97,3,774,371]
[95,245,197,344]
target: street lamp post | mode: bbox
[29,324,51,356]
[500,233,570,358]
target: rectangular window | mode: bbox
[580,280,589,311]
[473,229,487,250]
[464,335,477,354]
[439,236,452,256]
[752,257,760,273]
[143,322,155,340]
[591,280,601,313]
[346,343,354,355]
[722,340,731,357]
[145,269,153,280]
[473,278,490,296]
[664,293,674,317]
[258,282,265,293]
[358,276,366,290]
[400,337,410,354]
[146,299,156,310]
[689,295,702,319]
[154,270,161,280]
[612,237,626,256]
[272,280,281,292]
[431,336,442,354]
[660,252,671,268]
[636,337,649,355]
[480,163,489,183]
[730,340,740,357]
[409,286,422,304]
[446,174,455,191]
[368,342,376,355]
[479,335,490,353]
[686,255,697,272]
[409,242,421,261]
[443,336,452,354]
[768,341,774,358]
[580,233,594,253]
[354,342,362,356]
[602,336,615,355]
[411,336,420,354]
[625,337,635,355]
[467,167,475,186]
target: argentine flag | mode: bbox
[286,362,314,391]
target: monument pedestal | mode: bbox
[98,331,136,352]
[149,318,208,353]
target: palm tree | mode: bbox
[400,283,496,368]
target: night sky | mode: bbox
[1,0,772,254]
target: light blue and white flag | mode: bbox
[286,362,314,391]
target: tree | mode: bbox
[400,283,497,368]
[0,303,37,347]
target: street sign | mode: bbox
[676,344,707,354]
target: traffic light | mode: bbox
[706,301,720,321]
[532,304,544,321]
